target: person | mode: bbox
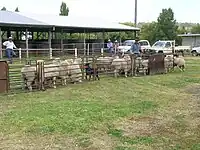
[3,37,17,64]
[114,40,119,54]
[129,37,141,57]
[107,39,113,55]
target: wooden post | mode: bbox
[25,29,29,58]
[74,48,78,58]
[81,56,85,80]
[49,48,52,59]
[48,30,52,58]
[0,27,2,59]
[86,43,89,63]
[19,48,22,63]
[36,60,45,91]
[131,54,134,76]
[101,48,103,56]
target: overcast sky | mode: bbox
[1,0,199,23]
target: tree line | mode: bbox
[1,2,200,45]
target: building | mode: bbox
[178,34,200,47]
[0,10,140,58]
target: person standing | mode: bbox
[129,37,141,57]
[3,37,17,64]
[114,40,119,54]
[107,39,113,55]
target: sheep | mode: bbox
[164,55,174,73]
[84,63,100,81]
[57,60,71,86]
[21,65,37,91]
[68,59,82,83]
[96,56,114,73]
[111,54,131,78]
[174,55,185,72]
[141,59,149,75]
[52,58,61,64]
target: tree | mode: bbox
[59,2,69,16]
[190,23,200,34]
[139,22,158,45]
[156,8,178,40]
[15,7,19,12]
[1,7,6,11]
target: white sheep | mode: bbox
[96,56,113,72]
[68,59,82,83]
[21,65,36,91]
[174,56,185,72]
[111,54,131,78]
[141,59,149,75]
[164,55,173,73]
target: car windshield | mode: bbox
[139,41,148,46]
[124,41,134,46]
[153,41,165,47]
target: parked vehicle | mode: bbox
[150,40,191,54]
[191,46,200,56]
[117,40,151,53]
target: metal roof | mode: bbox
[178,34,200,37]
[0,10,49,26]
[0,11,140,32]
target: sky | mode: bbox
[0,0,200,23]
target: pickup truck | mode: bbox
[150,40,191,54]
[117,40,151,53]
[191,46,200,56]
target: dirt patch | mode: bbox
[115,116,178,138]
[0,134,79,150]
[184,84,200,98]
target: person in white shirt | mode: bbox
[3,37,17,64]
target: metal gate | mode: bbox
[0,61,9,93]
[148,54,165,75]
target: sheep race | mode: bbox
[19,53,186,92]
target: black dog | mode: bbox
[84,63,100,81]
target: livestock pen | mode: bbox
[0,52,181,94]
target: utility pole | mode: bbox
[134,0,137,26]
[134,0,138,37]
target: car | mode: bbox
[150,40,191,54]
[191,46,200,56]
[117,40,151,53]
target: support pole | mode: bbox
[48,30,52,58]
[83,30,86,53]
[0,27,2,59]
[25,29,29,59]
[60,29,64,52]
[87,43,90,56]
[102,30,105,49]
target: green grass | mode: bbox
[0,56,200,149]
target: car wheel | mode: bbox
[192,51,198,56]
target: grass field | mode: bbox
[0,57,200,150]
